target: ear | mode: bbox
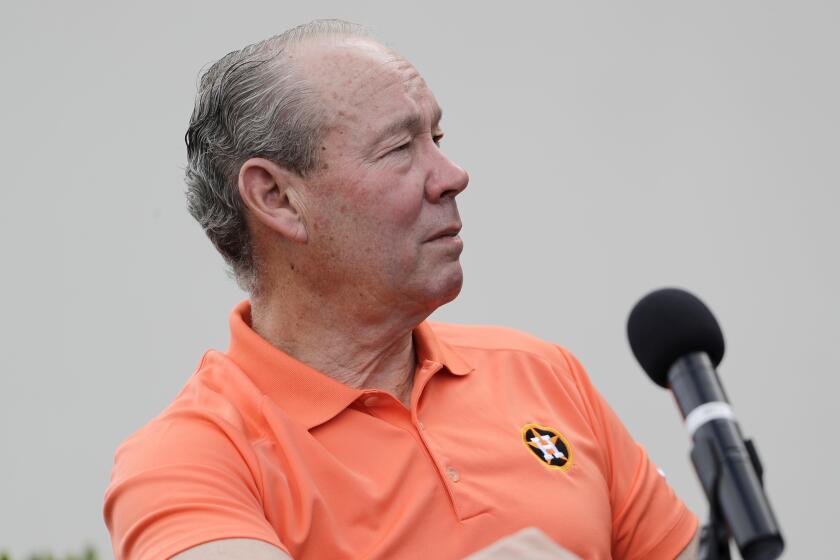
[238,158,308,243]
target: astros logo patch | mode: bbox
[521,423,573,471]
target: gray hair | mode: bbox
[184,19,370,294]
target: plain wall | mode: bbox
[1,1,837,557]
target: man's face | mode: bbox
[294,38,469,317]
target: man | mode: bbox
[104,20,699,559]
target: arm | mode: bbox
[172,538,291,560]
[557,347,700,558]
[104,407,288,560]
[465,527,580,560]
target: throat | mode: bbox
[360,351,417,409]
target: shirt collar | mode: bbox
[225,300,473,429]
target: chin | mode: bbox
[426,267,464,310]
[400,260,464,313]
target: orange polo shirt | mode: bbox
[104,301,697,559]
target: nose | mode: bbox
[425,144,469,201]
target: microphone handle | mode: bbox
[668,353,784,560]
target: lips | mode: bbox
[427,224,462,241]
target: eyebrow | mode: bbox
[373,105,443,145]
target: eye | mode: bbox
[391,141,411,153]
[433,134,444,147]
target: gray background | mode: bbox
[1,1,837,557]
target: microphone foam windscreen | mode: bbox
[627,288,726,387]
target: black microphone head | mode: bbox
[627,288,725,387]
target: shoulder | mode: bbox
[426,322,598,413]
[104,351,283,559]
[427,321,574,366]
[110,350,267,480]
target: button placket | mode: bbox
[411,416,462,509]
[408,361,479,517]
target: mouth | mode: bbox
[427,224,463,242]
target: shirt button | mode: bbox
[446,467,460,483]
[417,421,425,430]
[363,396,379,407]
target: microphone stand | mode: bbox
[695,438,766,560]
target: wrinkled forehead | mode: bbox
[295,37,428,119]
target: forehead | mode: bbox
[297,37,437,127]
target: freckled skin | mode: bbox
[243,37,470,409]
[291,37,470,319]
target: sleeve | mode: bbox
[103,408,289,560]
[557,347,699,560]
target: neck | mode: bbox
[250,286,425,408]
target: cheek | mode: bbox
[350,179,424,235]
[311,167,425,258]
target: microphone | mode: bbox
[627,288,783,560]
